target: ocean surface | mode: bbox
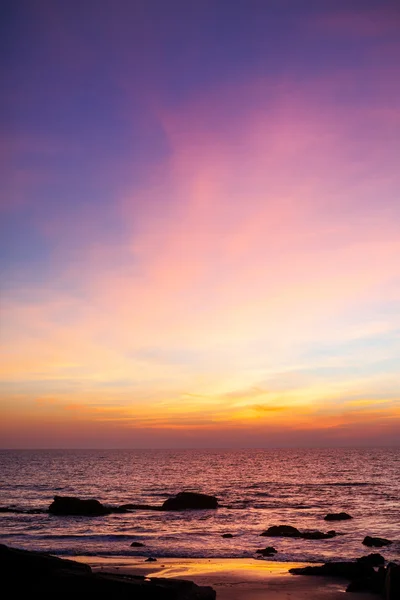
[0,448,399,563]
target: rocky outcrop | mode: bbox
[357,553,385,567]
[0,544,216,599]
[0,506,46,514]
[48,495,111,516]
[291,558,400,598]
[221,533,234,538]
[161,492,218,510]
[385,562,400,600]
[116,504,161,512]
[324,512,352,521]
[255,546,277,556]
[363,536,393,547]
[289,562,374,579]
[260,525,301,537]
[301,530,337,540]
[130,541,145,547]
[346,567,386,594]
[260,525,338,539]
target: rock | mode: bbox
[357,553,385,566]
[0,506,46,514]
[324,512,352,521]
[260,525,301,538]
[301,530,337,540]
[290,562,375,579]
[48,495,110,516]
[363,536,393,547]
[161,492,219,510]
[221,533,234,538]
[346,572,385,594]
[117,504,160,512]
[260,525,337,539]
[130,542,145,547]
[385,562,400,600]
[0,544,216,599]
[255,546,277,556]
[145,557,157,562]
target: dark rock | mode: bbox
[255,547,278,556]
[0,506,46,514]
[260,525,301,537]
[221,533,234,538]
[145,557,157,562]
[130,542,145,547]
[363,536,393,547]
[346,575,383,594]
[117,504,161,512]
[324,512,352,521]
[385,562,400,600]
[260,525,337,539]
[48,496,110,516]
[0,544,216,599]
[290,562,375,579]
[357,553,385,566]
[301,530,337,540]
[161,492,218,510]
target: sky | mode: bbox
[1,0,400,448]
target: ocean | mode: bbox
[0,448,399,563]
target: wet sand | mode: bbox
[74,556,377,599]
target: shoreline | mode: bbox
[73,556,378,600]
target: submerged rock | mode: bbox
[0,544,216,599]
[260,525,338,539]
[117,504,161,512]
[363,535,393,547]
[301,530,337,540]
[255,546,277,556]
[221,533,234,538]
[161,492,219,510]
[48,495,110,516]
[324,512,352,521]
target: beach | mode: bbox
[76,556,378,600]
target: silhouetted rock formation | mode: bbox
[117,504,161,512]
[363,535,393,547]
[290,562,375,579]
[145,557,157,562]
[260,525,338,539]
[221,533,234,538]
[48,496,110,516]
[357,553,385,567]
[301,530,337,540]
[291,558,400,597]
[161,492,218,510]
[385,562,400,600]
[0,506,46,514]
[0,544,216,599]
[130,541,145,547]
[324,512,352,521]
[255,546,277,556]
[261,525,301,537]
[346,566,386,594]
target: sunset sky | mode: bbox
[1,0,400,448]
